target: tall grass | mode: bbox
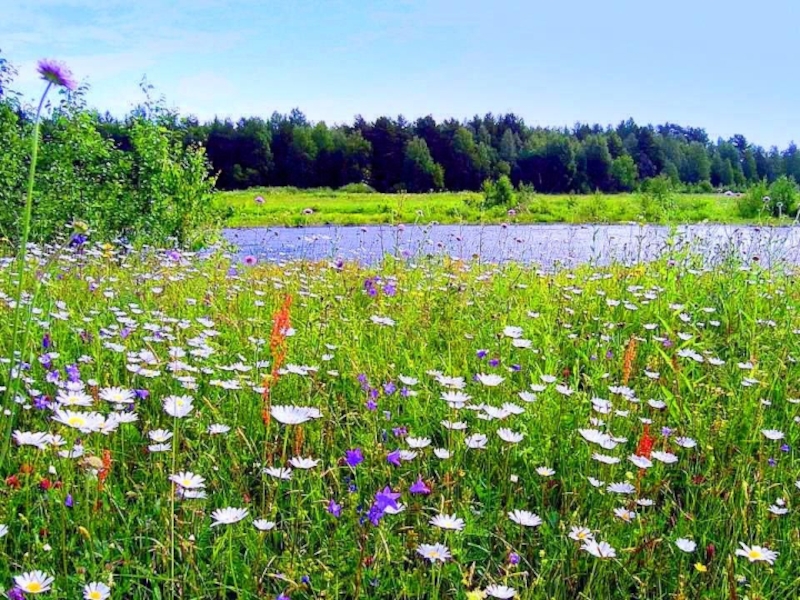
[0,242,798,599]
[217,187,785,228]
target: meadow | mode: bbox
[0,241,798,599]
[216,188,777,228]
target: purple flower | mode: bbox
[65,364,80,382]
[392,426,407,438]
[386,450,402,467]
[69,233,87,247]
[477,349,488,359]
[781,444,790,453]
[7,588,25,600]
[65,493,73,508]
[508,552,520,565]
[605,350,614,359]
[243,255,258,266]
[409,476,430,495]
[357,373,369,390]
[365,398,377,411]
[276,594,290,600]
[120,328,131,339]
[374,486,400,511]
[327,499,342,518]
[42,333,51,350]
[33,396,50,410]
[662,339,674,349]
[301,575,311,585]
[768,457,777,467]
[510,364,521,372]
[384,284,396,297]
[134,389,150,400]
[37,58,77,90]
[489,358,500,368]
[45,370,60,384]
[366,487,401,526]
[400,387,411,397]
[383,381,396,395]
[345,448,364,467]
[369,388,379,400]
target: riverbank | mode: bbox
[216,187,789,227]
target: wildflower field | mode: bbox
[1,242,799,600]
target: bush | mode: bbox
[737,180,770,218]
[0,86,218,246]
[480,175,516,208]
[767,176,799,217]
[338,182,377,194]
[638,175,676,220]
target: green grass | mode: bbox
[1,244,799,598]
[215,187,787,227]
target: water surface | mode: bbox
[223,224,800,267]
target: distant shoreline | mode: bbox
[216,188,791,228]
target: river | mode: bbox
[222,224,800,268]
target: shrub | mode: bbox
[737,180,770,218]
[767,176,799,217]
[638,175,676,220]
[0,83,218,246]
[479,175,516,208]
[338,182,377,194]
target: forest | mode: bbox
[123,111,799,195]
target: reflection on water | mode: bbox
[222,224,800,268]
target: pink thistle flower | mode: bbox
[37,59,77,91]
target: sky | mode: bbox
[2,0,799,147]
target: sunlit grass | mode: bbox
[0,245,799,598]
[215,187,781,228]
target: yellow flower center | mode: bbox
[25,582,43,593]
[88,591,102,600]
[748,550,762,559]
[68,416,86,426]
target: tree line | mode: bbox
[138,111,798,194]
[3,52,799,195]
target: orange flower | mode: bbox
[98,449,112,491]
[262,295,293,425]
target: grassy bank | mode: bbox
[0,244,798,598]
[216,187,786,227]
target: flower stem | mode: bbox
[1,81,52,467]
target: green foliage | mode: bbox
[610,155,638,192]
[403,137,444,192]
[338,182,376,194]
[737,180,770,218]
[0,87,218,245]
[481,175,516,208]
[766,175,799,216]
[638,175,676,221]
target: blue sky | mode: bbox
[3,0,798,147]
